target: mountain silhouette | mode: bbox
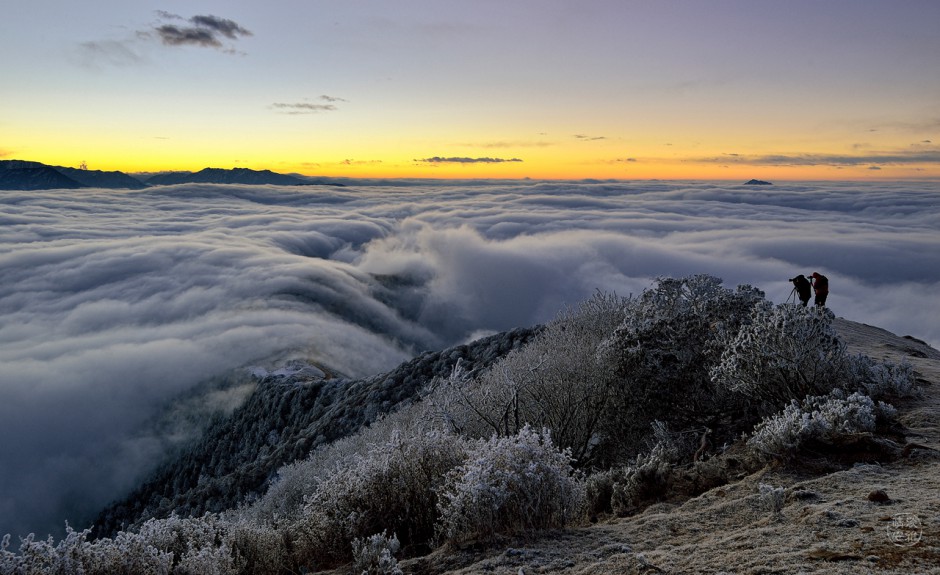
[144,167,315,186]
[0,160,147,190]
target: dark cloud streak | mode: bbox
[271,96,346,115]
[153,13,251,50]
[272,102,338,114]
[418,156,523,164]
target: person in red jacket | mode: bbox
[810,272,829,307]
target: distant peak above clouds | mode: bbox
[0,160,147,190]
[0,161,341,190]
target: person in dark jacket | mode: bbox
[810,272,829,307]
[789,274,812,307]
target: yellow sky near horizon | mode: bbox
[3,1,939,181]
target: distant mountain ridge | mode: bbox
[144,167,315,187]
[0,164,86,190]
[0,160,148,190]
[0,160,337,190]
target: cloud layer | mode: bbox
[1,180,938,538]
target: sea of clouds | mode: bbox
[1,179,938,538]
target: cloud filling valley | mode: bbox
[1,179,938,538]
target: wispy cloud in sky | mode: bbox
[76,39,146,67]
[693,148,940,167]
[418,156,523,164]
[271,96,347,115]
[469,140,554,149]
[74,11,253,68]
[153,12,252,50]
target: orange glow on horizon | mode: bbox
[13,138,940,182]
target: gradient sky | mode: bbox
[3,0,940,179]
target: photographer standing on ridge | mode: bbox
[810,272,829,307]
[789,274,812,307]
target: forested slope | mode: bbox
[93,327,538,537]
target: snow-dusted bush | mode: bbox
[847,354,918,399]
[599,275,768,460]
[0,518,236,575]
[135,513,236,575]
[351,531,403,575]
[426,290,628,466]
[758,483,786,515]
[437,426,585,543]
[289,427,467,567]
[747,390,895,461]
[224,518,292,575]
[711,304,849,413]
[597,422,692,515]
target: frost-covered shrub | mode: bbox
[426,290,628,467]
[598,275,768,460]
[134,514,236,575]
[224,519,291,575]
[351,531,403,575]
[711,305,849,413]
[847,355,918,399]
[758,483,786,514]
[747,390,895,461]
[289,427,467,567]
[608,454,673,516]
[437,426,585,543]
[0,519,233,575]
[600,422,694,515]
[0,527,121,575]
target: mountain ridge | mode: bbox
[0,160,340,190]
[92,326,540,538]
[143,167,317,187]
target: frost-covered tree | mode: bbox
[598,275,768,460]
[711,305,849,413]
[426,290,628,466]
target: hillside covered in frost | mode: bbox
[2,275,935,575]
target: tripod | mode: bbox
[786,286,798,305]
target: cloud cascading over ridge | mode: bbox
[1,180,938,539]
